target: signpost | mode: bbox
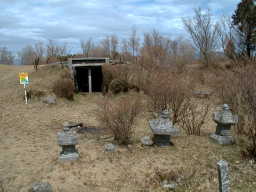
[19,72,29,104]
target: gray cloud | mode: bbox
[0,0,240,52]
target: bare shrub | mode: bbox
[97,94,141,145]
[102,64,140,94]
[179,101,209,136]
[144,70,191,125]
[52,70,74,100]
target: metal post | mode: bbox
[88,68,92,93]
[24,84,28,104]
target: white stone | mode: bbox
[140,136,153,146]
[104,143,116,152]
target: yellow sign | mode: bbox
[19,72,29,85]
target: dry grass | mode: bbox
[0,64,256,192]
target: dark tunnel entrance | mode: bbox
[74,66,103,92]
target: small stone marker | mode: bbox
[42,95,57,105]
[140,136,153,146]
[29,182,53,192]
[210,104,238,145]
[104,143,116,152]
[149,110,179,146]
[217,160,230,192]
[63,121,83,132]
[57,126,79,161]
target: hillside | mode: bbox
[0,64,255,192]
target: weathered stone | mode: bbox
[57,128,79,161]
[104,143,116,152]
[217,160,230,192]
[63,121,83,132]
[42,95,57,105]
[140,136,153,146]
[149,110,178,146]
[210,104,238,145]
[29,182,53,192]
[209,133,235,145]
[193,90,211,98]
[162,183,177,190]
[149,110,179,136]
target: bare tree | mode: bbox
[101,36,111,57]
[0,47,14,65]
[183,8,220,67]
[80,38,93,57]
[33,41,44,71]
[121,39,130,62]
[128,27,140,63]
[218,16,239,62]
[56,43,68,68]
[46,40,58,63]
[141,30,171,66]
[110,35,118,59]
[19,45,34,65]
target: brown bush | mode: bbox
[102,64,140,94]
[52,78,75,100]
[179,100,209,136]
[109,79,129,94]
[216,65,256,160]
[97,94,141,145]
[144,70,192,125]
[29,88,46,98]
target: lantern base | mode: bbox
[153,134,173,146]
[209,133,235,145]
[59,152,79,161]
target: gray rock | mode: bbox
[161,181,177,190]
[141,136,153,146]
[217,160,230,192]
[42,95,57,105]
[104,143,116,152]
[29,182,53,192]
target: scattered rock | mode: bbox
[161,180,177,191]
[42,95,57,105]
[193,90,211,98]
[29,182,53,192]
[104,143,116,152]
[162,183,177,190]
[140,136,153,146]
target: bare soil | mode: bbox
[0,64,255,192]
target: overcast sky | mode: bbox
[0,0,240,53]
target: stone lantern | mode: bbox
[210,104,238,145]
[57,126,79,161]
[149,110,179,146]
